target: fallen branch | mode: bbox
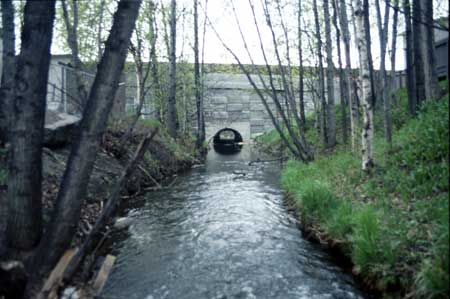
[62,128,158,283]
[138,165,162,189]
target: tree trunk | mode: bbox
[62,129,158,282]
[312,0,328,146]
[297,0,306,125]
[375,0,392,143]
[31,0,141,284]
[323,0,336,147]
[215,0,313,161]
[166,0,178,138]
[6,0,56,251]
[356,0,374,171]
[412,0,425,105]
[0,0,15,144]
[339,0,358,151]
[97,0,106,61]
[61,0,88,111]
[148,0,161,121]
[194,0,205,147]
[390,0,399,105]
[420,0,440,100]
[403,0,417,115]
[119,39,148,146]
[332,0,348,144]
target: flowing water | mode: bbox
[101,147,366,299]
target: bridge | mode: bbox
[203,73,315,143]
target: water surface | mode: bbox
[102,147,365,299]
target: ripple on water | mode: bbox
[102,148,366,299]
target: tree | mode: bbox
[166,0,178,138]
[6,0,56,251]
[355,0,374,171]
[297,0,306,125]
[0,0,15,144]
[323,0,336,148]
[375,0,392,143]
[119,1,156,145]
[312,0,328,146]
[194,0,205,147]
[403,0,417,115]
[61,0,89,110]
[412,0,426,105]
[209,0,313,161]
[389,0,399,106]
[419,0,440,100]
[331,0,348,144]
[30,0,142,288]
[338,0,359,151]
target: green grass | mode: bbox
[275,90,449,298]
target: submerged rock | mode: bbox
[114,217,133,229]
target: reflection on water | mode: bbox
[102,147,366,299]
[213,143,243,155]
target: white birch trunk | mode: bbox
[355,0,374,171]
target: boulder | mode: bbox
[44,110,80,148]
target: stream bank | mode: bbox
[0,120,204,298]
[255,92,449,298]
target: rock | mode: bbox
[114,217,133,229]
[0,261,26,299]
[61,287,79,299]
[44,110,80,148]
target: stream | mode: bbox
[101,146,366,299]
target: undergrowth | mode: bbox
[270,88,449,298]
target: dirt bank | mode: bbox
[0,122,204,298]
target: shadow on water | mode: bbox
[101,146,368,299]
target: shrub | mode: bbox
[351,206,381,275]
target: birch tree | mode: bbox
[355,0,374,171]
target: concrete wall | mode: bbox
[203,73,319,141]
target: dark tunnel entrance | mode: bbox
[213,128,243,155]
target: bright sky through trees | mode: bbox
[48,0,448,70]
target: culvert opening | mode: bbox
[213,128,243,155]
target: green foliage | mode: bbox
[281,93,449,297]
[325,200,353,240]
[294,179,338,223]
[351,206,381,274]
[415,194,449,299]
[138,118,162,130]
